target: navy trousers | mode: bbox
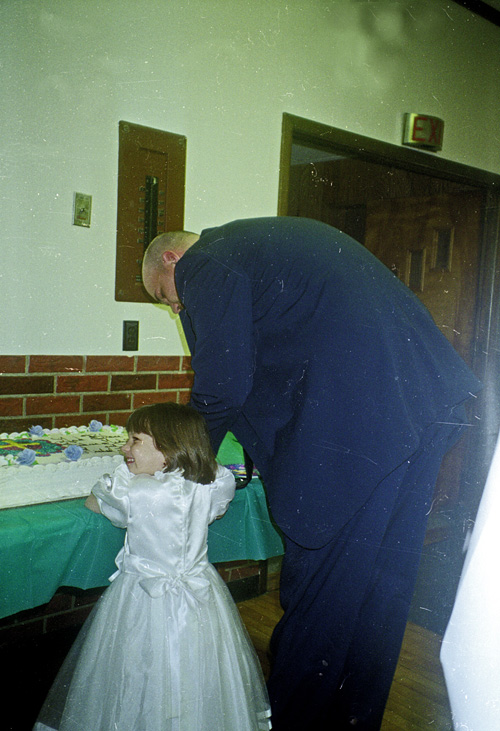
[267,418,465,730]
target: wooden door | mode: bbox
[362,192,483,506]
[363,192,482,366]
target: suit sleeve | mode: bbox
[177,252,255,451]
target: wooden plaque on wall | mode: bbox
[115,121,186,302]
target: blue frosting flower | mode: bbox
[65,445,84,461]
[29,425,44,436]
[17,449,37,466]
[89,420,103,432]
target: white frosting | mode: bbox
[0,425,126,509]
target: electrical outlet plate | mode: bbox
[123,320,139,351]
[73,192,92,227]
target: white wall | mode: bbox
[2,0,500,355]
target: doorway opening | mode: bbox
[278,113,500,630]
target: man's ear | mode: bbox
[161,250,179,266]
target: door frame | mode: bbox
[278,112,500,511]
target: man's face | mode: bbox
[144,259,183,313]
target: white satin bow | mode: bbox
[138,572,211,604]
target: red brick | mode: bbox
[178,391,191,404]
[83,393,131,411]
[132,392,178,408]
[158,373,194,389]
[229,565,260,581]
[0,397,23,417]
[54,414,104,429]
[0,356,26,374]
[73,588,106,608]
[0,602,46,627]
[181,356,193,371]
[108,411,132,426]
[217,559,252,570]
[110,374,156,391]
[41,592,74,615]
[213,560,263,584]
[29,356,84,373]
[1,585,93,632]
[136,356,181,371]
[57,374,109,393]
[0,619,44,646]
[0,416,53,433]
[45,606,93,632]
[86,356,135,372]
[267,571,281,592]
[26,395,80,415]
[0,375,54,396]
[216,567,231,582]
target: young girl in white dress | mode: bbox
[34,402,272,731]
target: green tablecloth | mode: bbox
[0,432,284,619]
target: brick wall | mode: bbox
[0,355,194,434]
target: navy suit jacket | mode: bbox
[176,217,481,548]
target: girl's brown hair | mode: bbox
[126,402,217,484]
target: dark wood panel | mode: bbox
[115,121,186,302]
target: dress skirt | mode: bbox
[33,565,272,731]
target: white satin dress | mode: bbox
[34,462,272,731]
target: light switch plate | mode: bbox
[73,192,92,227]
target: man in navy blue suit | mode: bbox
[143,217,481,730]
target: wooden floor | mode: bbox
[237,589,453,730]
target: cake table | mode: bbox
[0,430,283,619]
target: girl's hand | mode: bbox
[85,493,102,514]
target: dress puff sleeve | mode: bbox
[208,465,236,524]
[91,462,132,528]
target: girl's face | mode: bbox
[122,432,166,475]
